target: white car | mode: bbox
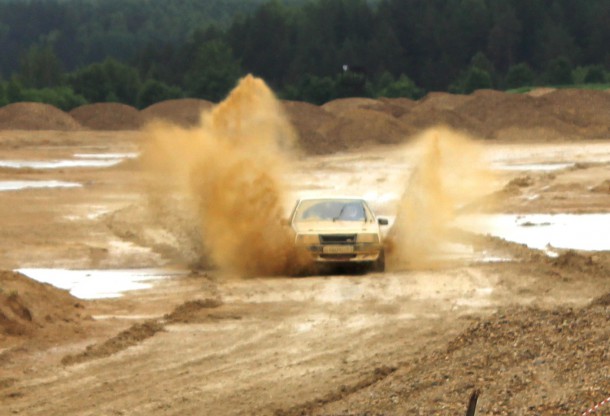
[289,197,388,272]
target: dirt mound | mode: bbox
[164,298,223,324]
[281,100,337,154]
[378,97,416,117]
[451,89,579,140]
[399,92,479,136]
[589,292,610,307]
[70,103,144,130]
[0,102,82,130]
[538,89,610,139]
[527,87,556,97]
[141,98,215,127]
[323,97,415,119]
[591,179,610,193]
[0,270,86,338]
[399,105,483,138]
[319,108,415,151]
[506,175,534,188]
[322,97,386,115]
[417,91,472,111]
[456,90,538,129]
[309,304,610,415]
[549,250,606,274]
[63,298,226,365]
[62,319,164,365]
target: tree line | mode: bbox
[0,0,608,109]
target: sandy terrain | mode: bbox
[1,90,609,415]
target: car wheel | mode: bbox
[372,250,385,273]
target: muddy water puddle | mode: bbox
[74,152,138,160]
[457,213,610,252]
[0,152,138,170]
[0,180,82,191]
[0,159,122,169]
[16,268,189,299]
[492,162,575,172]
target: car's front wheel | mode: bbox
[372,250,385,273]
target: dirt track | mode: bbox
[0,127,609,415]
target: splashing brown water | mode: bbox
[387,127,496,269]
[141,75,310,276]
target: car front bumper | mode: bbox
[301,243,383,263]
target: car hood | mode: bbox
[292,221,379,235]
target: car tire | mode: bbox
[372,250,385,273]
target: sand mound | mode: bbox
[398,92,482,137]
[281,100,337,154]
[63,298,224,365]
[319,108,415,151]
[591,179,610,194]
[377,97,417,117]
[70,103,144,130]
[538,89,610,138]
[589,292,610,307]
[322,97,385,115]
[550,250,606,274]
[452,89,578,140]
[399,105,484,138]
[4,87,608,146]
[0,102,82,130]
[323,97,415,119]
[62,320,164,365]
[507,175,535,188]
[309,303,610,415]
[527,87,556,97]
[0,271,86,338]
[417,91,472,112]
[141,98,215,127]
[164,299,224,324]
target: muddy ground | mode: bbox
[0,128,609,415]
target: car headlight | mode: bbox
[296,234,320,245]
[357,233,379,243]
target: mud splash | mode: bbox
[141,75,310,276]
[387,127,496,269]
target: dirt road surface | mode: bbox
[1,129,609,415]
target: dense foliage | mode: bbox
[0,0,608,108]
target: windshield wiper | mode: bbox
[332,205,347,222]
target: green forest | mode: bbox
[0,0,609,109]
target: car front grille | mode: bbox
[319,234,357,244]
[320,254,357,260]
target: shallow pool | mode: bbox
[0,152,138,170]
[492,162,575,172]
[0,180,82,191]
[16,268,189,299]
[74,152,139,160]
[457,213,610,252]
[0,159,123,169]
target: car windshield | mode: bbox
[294,199,368,222]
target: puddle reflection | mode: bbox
[457,213,610,252]
[0,159,122,169]
[17,268,189,299]
[0,180,82,191]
